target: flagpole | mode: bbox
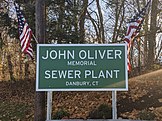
[32,33,39,44]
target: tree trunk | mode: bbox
[35,0,46,121]
[79,0,88,43]
[112,0,119,42]
[7,54,15,82]
[24,62,29,80]
[114,0,125,42]
[137,38,141,74]
[1,50,5,80]
[144,12,149,66]
[147,0,158,69]
[96,0,105,43]
[35,0,46,44]
[19,53,23,80]
[57,0,65,43]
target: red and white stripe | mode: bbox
[19,23,33,58]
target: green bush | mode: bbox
[88,104,112,119]
[138,109,156,120]
[53,108,70,119]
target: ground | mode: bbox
[0,69,162,120]
[118,69,162,120]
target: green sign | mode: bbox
[36,44,128,91]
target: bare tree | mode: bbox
[96,0,105,43]
[79,0,88,43]
[112,0,125,42]
[147,0,158,68]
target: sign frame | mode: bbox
[36,44,128,91]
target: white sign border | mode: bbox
[36,44,128,91]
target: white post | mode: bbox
[112,91,117,119]
[46,91,53,120]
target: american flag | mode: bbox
[15,3,34,59]
[124,0,151,71]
